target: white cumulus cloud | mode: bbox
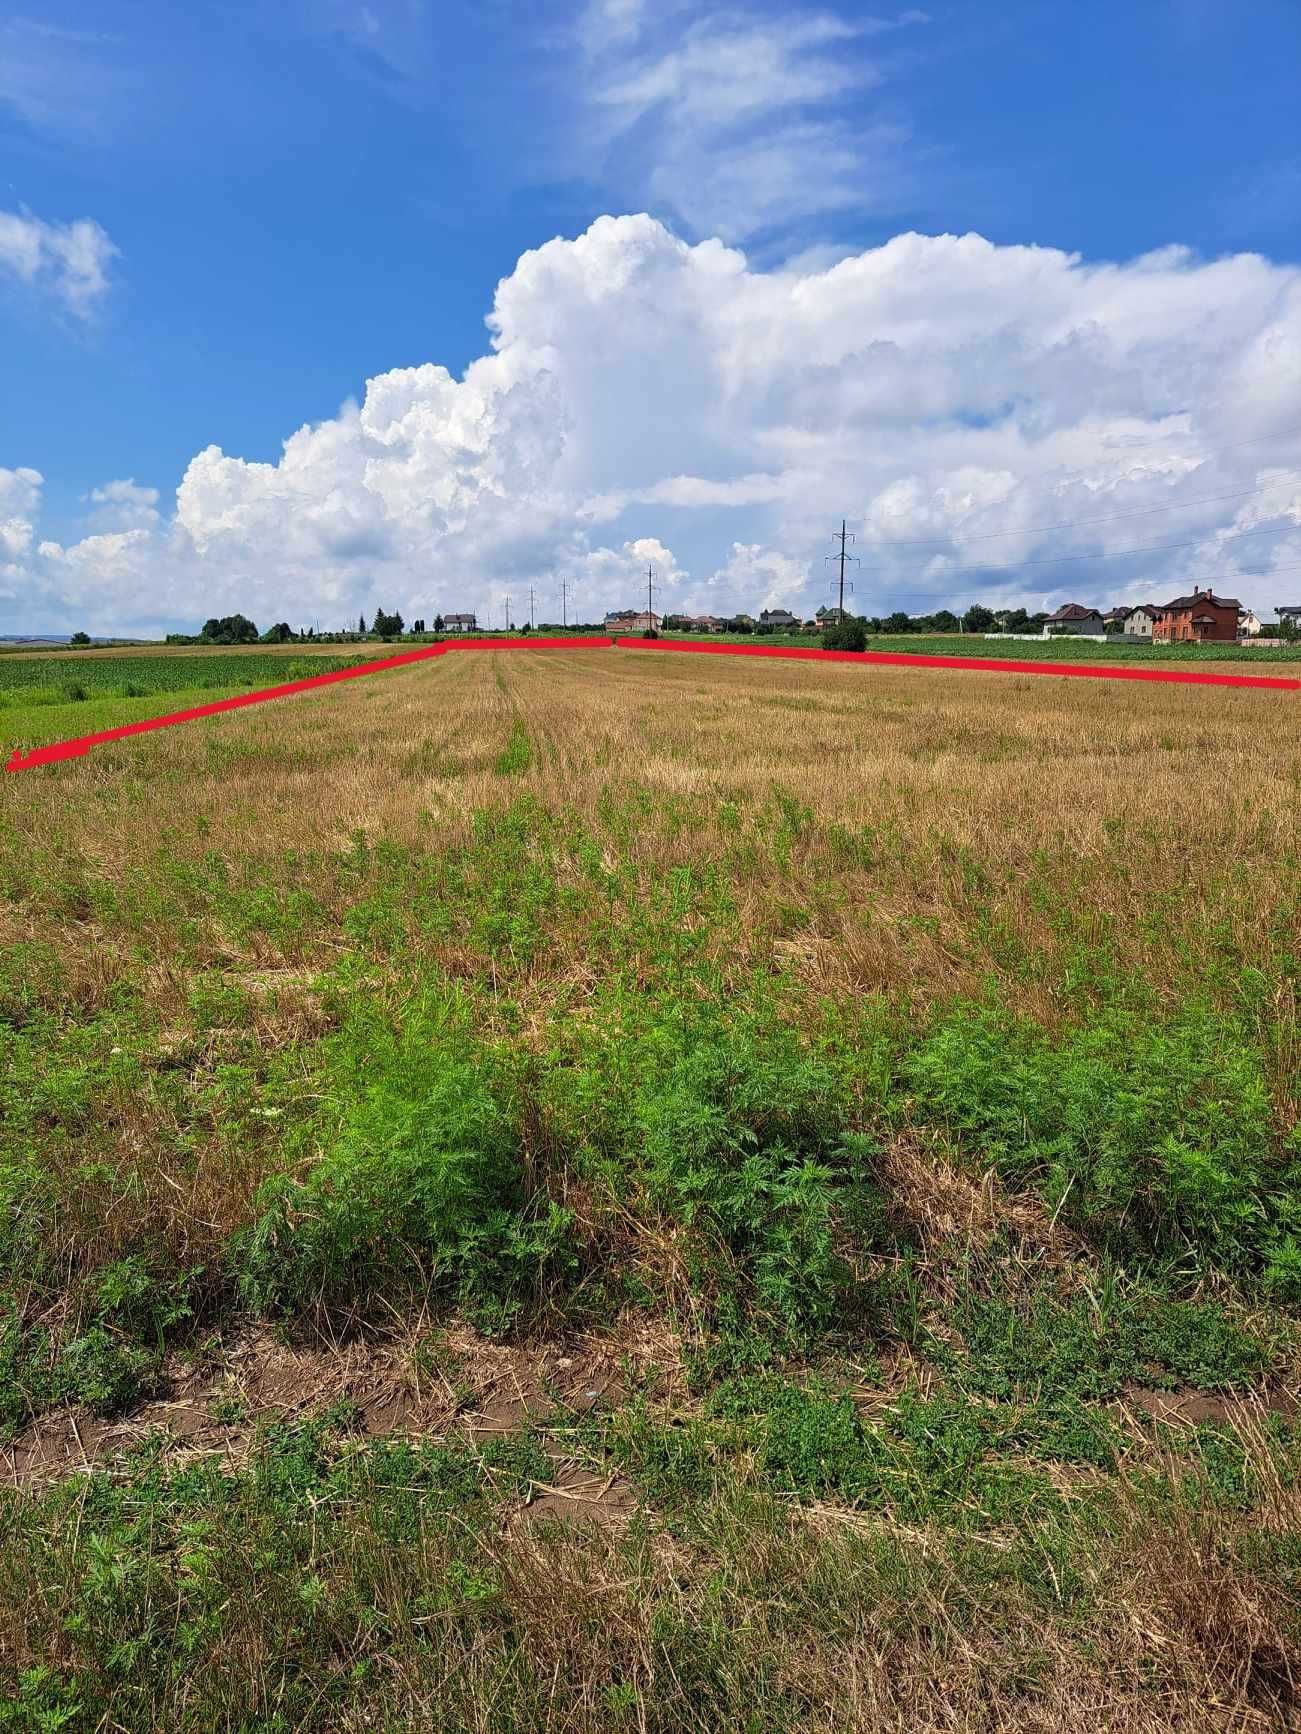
[0,467,44,602]
[86,479,161,531]
[0,205,117,316]
[11,214,1301,636]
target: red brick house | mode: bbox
[1152,588,1241,644]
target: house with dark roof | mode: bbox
[1043,603,1105,636]
[1152,587,1241,644]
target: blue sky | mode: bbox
[3,0,1301,632]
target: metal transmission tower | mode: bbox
[503,595,512,631]
[646,564,656,624]
[560,578,573,628]
[528,587,536,630]
[824,519,860,620]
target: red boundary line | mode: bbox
[4,638,608,772]
[6,633,1296,772]
[615,635,1301,690]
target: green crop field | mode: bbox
[661,629,1301,661]
[0,649,370,702]
[0,651,375,759]
[2,645,1300,1730]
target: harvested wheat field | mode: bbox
[3,643,1301,1731]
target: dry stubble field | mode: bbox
[2,645,1301,1731]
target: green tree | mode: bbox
[883,611,911,634]
[962,604,997,634]
[200,614,258,644]
[370,608,404,639]
[434,613,445,632]
[929,609,959,633]
[358,613,367,635]
[70,631,92,646]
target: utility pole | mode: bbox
[824,519,860,620]
[560,578,572,628]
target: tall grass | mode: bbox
[1,647,1299,1728]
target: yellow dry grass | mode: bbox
[6,646,1298,1012]
[3,648,1301,1732]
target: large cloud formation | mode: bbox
[16,215,1301,633]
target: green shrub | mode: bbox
[821,619,867,651]
[636,1018,859,1333]
[904,1001,1293,1277]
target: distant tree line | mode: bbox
[152,601,1299,652]
[163,610,449,647]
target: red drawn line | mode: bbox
[5,637,609,772]
[6,633,1296,773]
[615,636,1301,691]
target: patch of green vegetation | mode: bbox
[937,1283,1269,1407]
[0,651,369,699]
[495,718,533,775]
[903,998,1301,1283]
[0,1258,192,1436]
[234,984,576,1329]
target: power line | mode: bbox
[858,520,1297,581]
[823,519,859,617]
[1057,419,1301,462]
[949,558,1301,607]
[874,480,1299,549]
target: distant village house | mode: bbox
[1103,603,1156,639]
[1043,603,1106,636]
[604,609,661,632]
